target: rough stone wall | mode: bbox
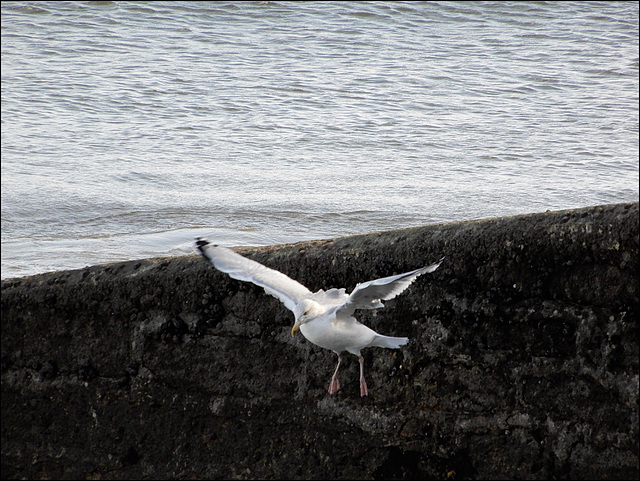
[1,202,638,480]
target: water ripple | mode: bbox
[1,1,638,278]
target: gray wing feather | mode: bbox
[196,239,312,312]
[337,257,444,316]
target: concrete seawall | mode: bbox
[2,202,638,479]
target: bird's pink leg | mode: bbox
[328,354,342,394]
[359,355,368,397]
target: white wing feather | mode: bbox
[337,257,444,316]
[196,239,312,312]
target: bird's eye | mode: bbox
[303,309,310,316]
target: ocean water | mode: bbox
[1,1,638,279]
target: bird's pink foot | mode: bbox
[358,355,368,396]
[360,377,368,397]
[328,377,340,394]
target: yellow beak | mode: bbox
[291,321,302,336]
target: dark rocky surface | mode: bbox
[1,202,638,480]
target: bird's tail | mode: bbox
[372,335,409,349]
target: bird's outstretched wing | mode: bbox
[337,257,444,316]
[196,238,312,312]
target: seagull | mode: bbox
[196,238,443,397]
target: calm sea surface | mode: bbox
[2,1,638,279]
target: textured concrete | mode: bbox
[1,202,638,480]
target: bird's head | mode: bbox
[291,299,322,336]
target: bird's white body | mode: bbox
[196,238,443,396]
[299,313,378,355]
[295,300,408,355]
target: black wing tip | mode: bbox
[195,237,219,256]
